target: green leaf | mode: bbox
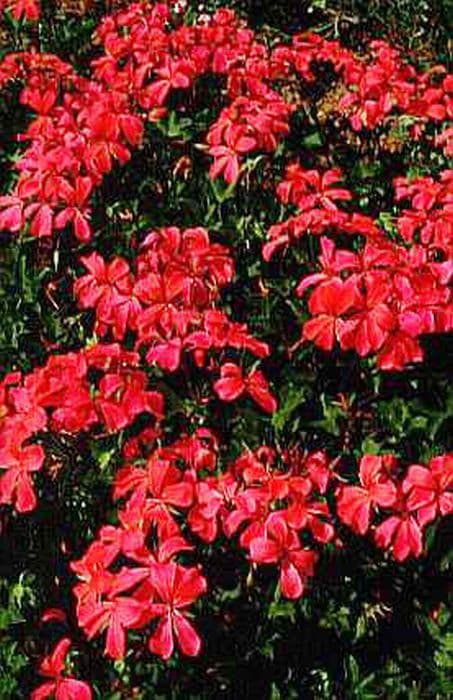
[302,131,323,148]
[272,386,306,433]
[268,600,296,623]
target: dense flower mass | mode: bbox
[71,437,452,659]
[0,2,451,242]
[71,439,334,658]
[0,344,164,511]
[337,453,453,561]
[265,165,452,370]
[0,0,451,691]
[73,225,271,374]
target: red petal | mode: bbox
[148,615,174,659]
[374,516,399,550]
[41,638,71,676]
[280,561,303,599]
[249,537,280,563]
[247,371,277,413]
[213,364,244,401]
[16,473,38,513]
[105,613,126,660]
[303,315,335,351]
[57,678,93,700]
[41,608,67,625]
[173,613,202,656]
[31,681,57,700]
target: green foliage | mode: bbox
[0,575,36,699]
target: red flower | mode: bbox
[0,195,23,233]
[79,596,144,660]
[303,277,361,351]
[402,454,453,526]
[31,638,92,700]
[74,253,139,340]
[338,272,396,356]
[95,370,164,432]
[208,127,257,184]
[296,237,358,297]
[114,457,193,539]
[144,58,194,107]
[376,331,424,371]
[8,0,40,21]
[337,455,398,534]
[0,438,44,512]
[249,514,318,599]
[374,510,424,562]
[53,177,93,242]
[277,164,352,211]
[304,450,336,494]
[144,562,207,659]
[189,471,239,542]
[213,362,277,413]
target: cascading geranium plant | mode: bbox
[0,0,451,697]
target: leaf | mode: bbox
[267,600,296,623]
[270,683,282,700]
[360,436,381,454]
[272,386,306,433]
[210,177,237,203]
[302,131,323,148]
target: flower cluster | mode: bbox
[338,41,452,130]
[207,94,294,184]
[72,435,453,661]
[0,3,451,242]
[265,165,452,370]
[0,2,170,242]
[74,225,275,405]
[262,164,375,261]
[191,445,336,599]
[0,0,451,688]
[0,5,275,238]
[394,170,453,254]
[71,436,336,660]
[272,33,452,131]
[0,345,164,512]
[31,637,92,700]
[1,225,277,515]
[337,453,453,561]
[71,430,220,661]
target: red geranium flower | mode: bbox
[402,454,453,526]
[337,455,398,534]
[31,638,92,700]
[143,562,207,659]
[249,513,318,599]
[213,362,277,413]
